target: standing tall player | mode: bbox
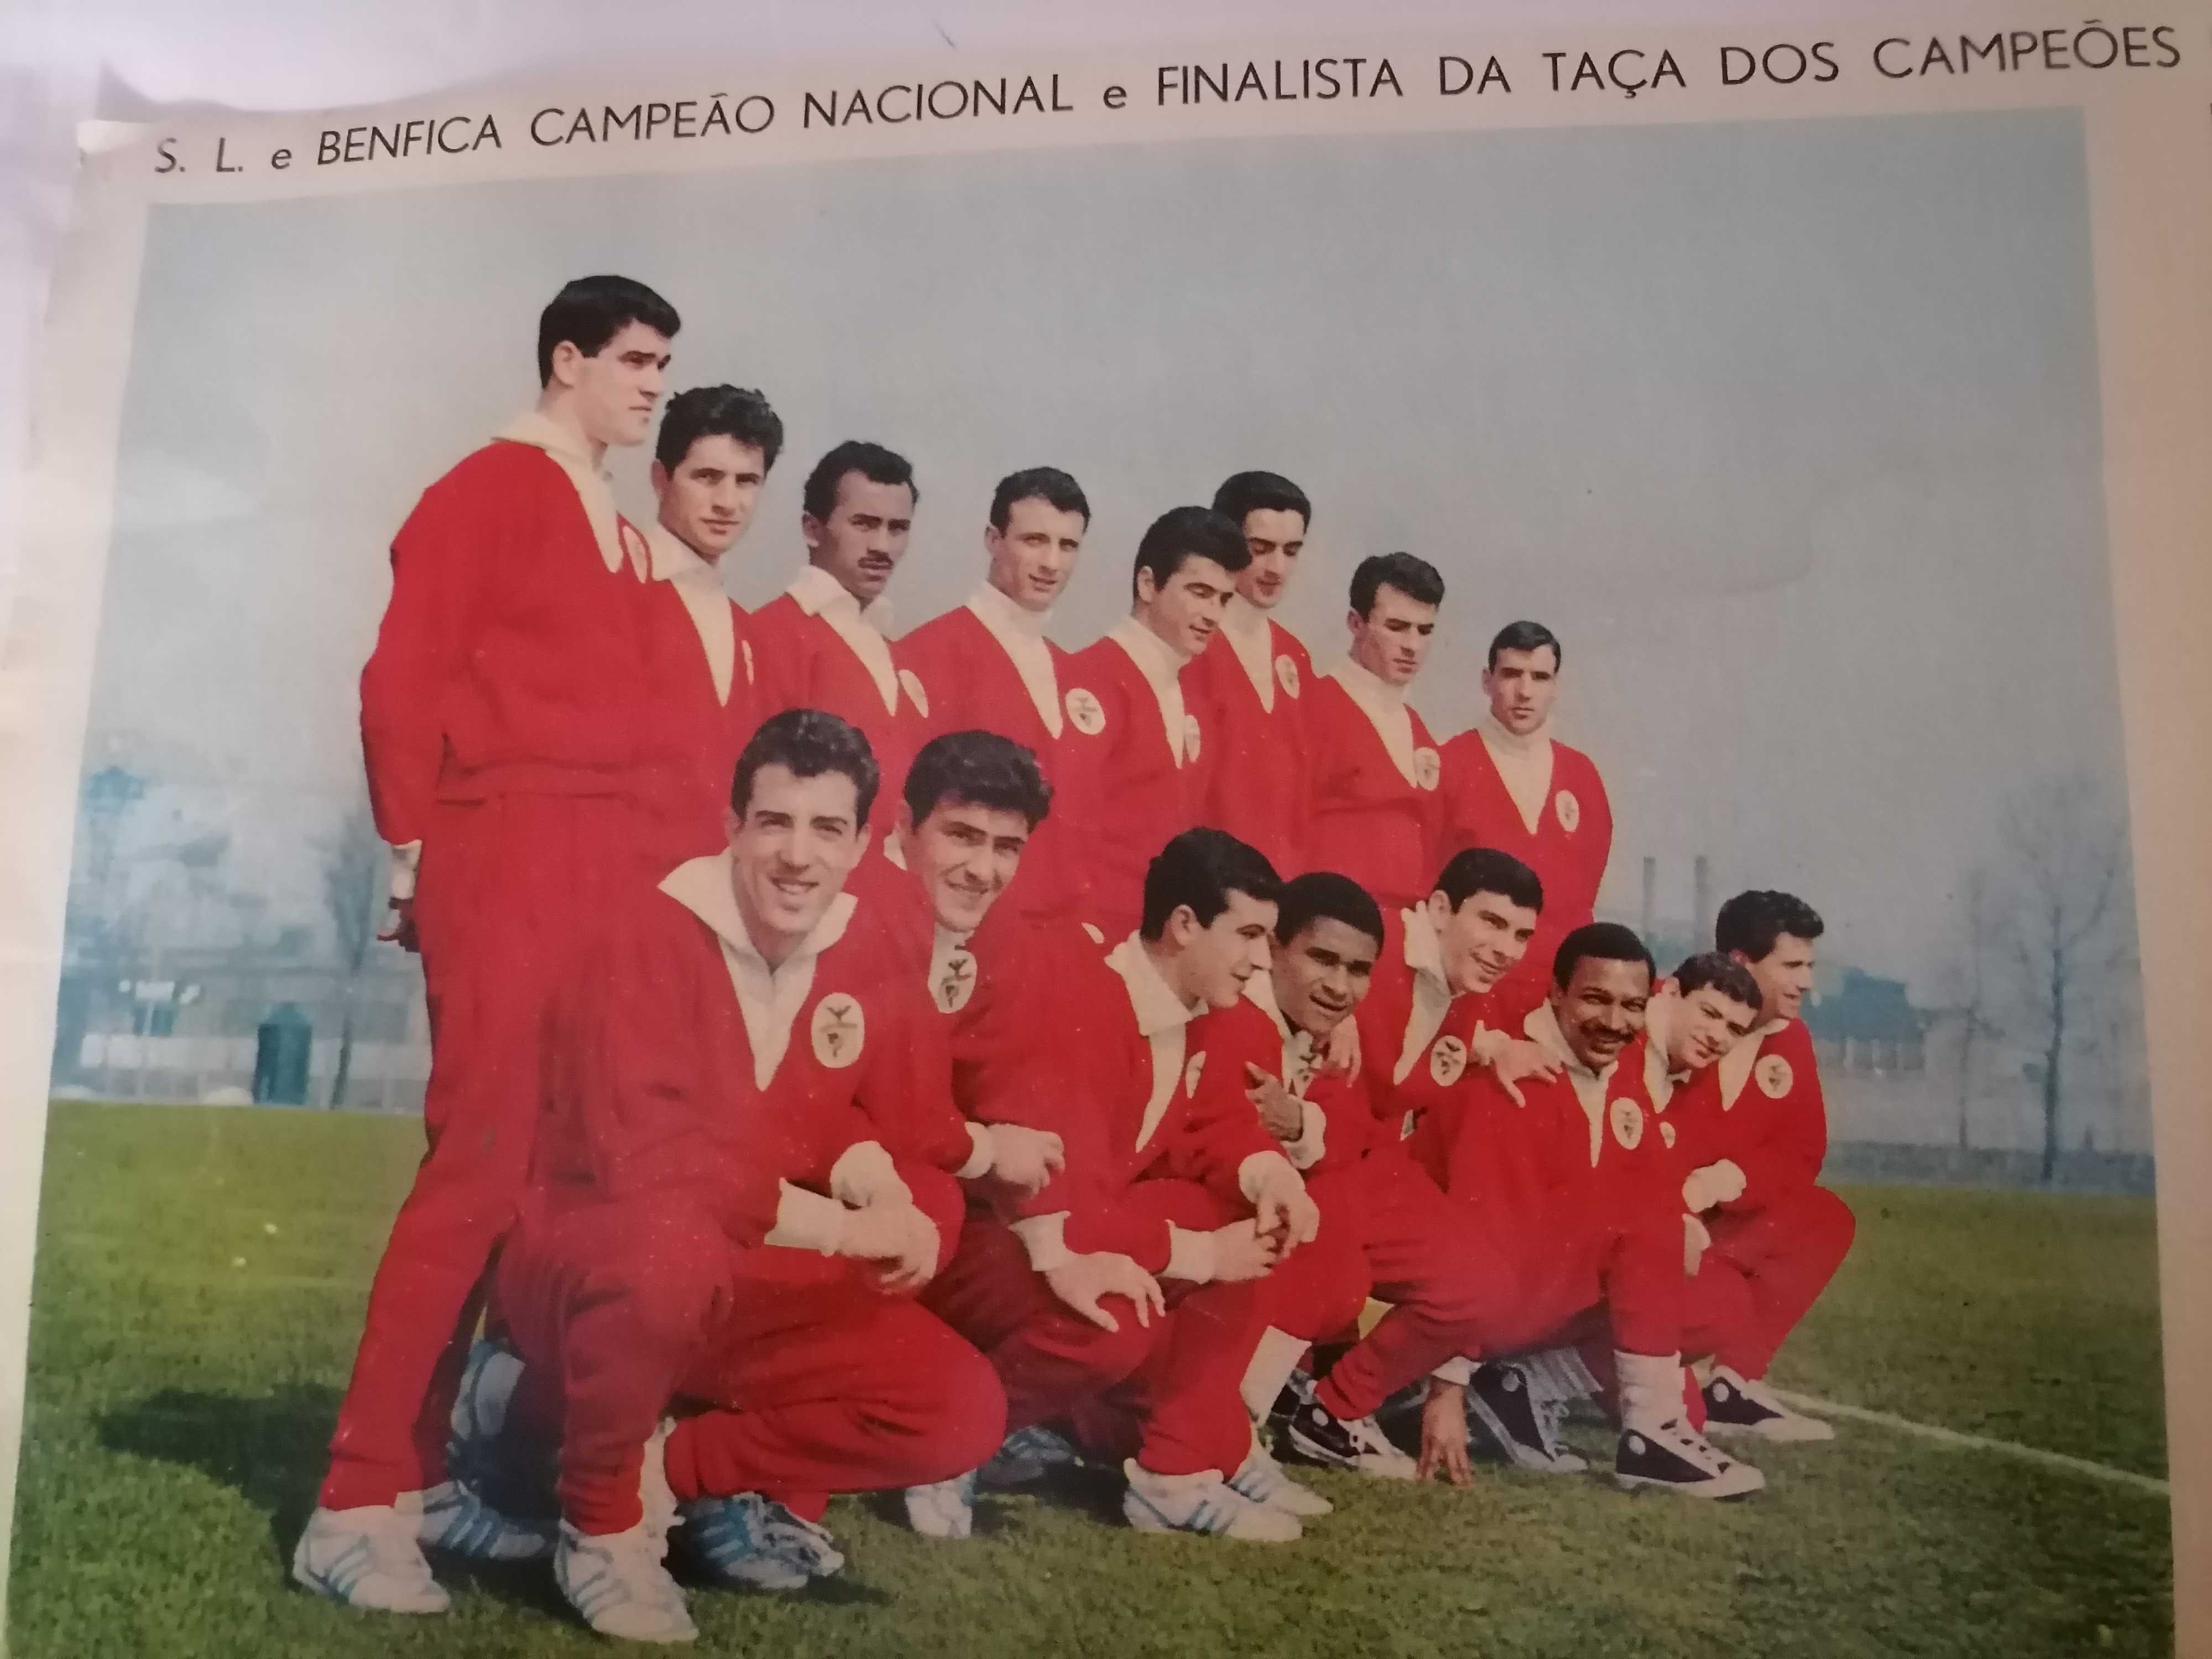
[299,275,680,1613]
[748,441,932,836]
[1055,508,1250,936]
[1437,622,1613,998]
[897,468,1090,920]
[638,383,782,865]
[1305,554,1449,914]
[1185,471,1318,875]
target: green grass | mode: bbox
[8,1102,2176,1658]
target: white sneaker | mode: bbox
[1121,1459,1302,1542]
[639,1418,680,1548]
[1228,1441,1334,1517]
[418,1478,556,1562]
[1702,1367,1836,1443]
[1614,1418,1767,1499]
[291,1498,450,1614]
[904,1470,979,1539]
[555,1521,696,1643]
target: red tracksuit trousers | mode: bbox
[1680,1186,1856,1379]
[320,792,645,1511]
[495,1196,1006,1535]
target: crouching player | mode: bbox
[1415,925,1766,1498]
[484,712,1034,1641]
[1670,891,1855,1441]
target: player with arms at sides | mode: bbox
[1305,554,1451,915]
[1054,508,1250,936]
[482,712,1024,1640]
[1184,471,1319,877]
[1437,622,1614,1000]
[748,441,933,836]
[299,275,681,1614]
[896,469,1091,921]
[1668,891,1855,1442]
[636,383,782,865]
[1414,925,1766,1499]
[917,829,1329,1542]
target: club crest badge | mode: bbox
[740,638,755,685]
[1065,687,1106,735]
[1183,713,1203,762]
[1428,1034,1467,1087]
[1556,790,1581,832]
[1183,1051,1207,1096]
[1756,1054,1794,1099]
[1275,654,1301,697]
[1413,747,1441,791]
[810,993,865,1068]
[933,948,978,1014]
[898,667,930,718]
[1660,1118,1678,1150]
[1610,1096,1645,1150]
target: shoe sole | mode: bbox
[1467,1395,1587,1476]
[1613,1470,1767,1499]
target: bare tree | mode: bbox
[1998,776,2127,1187]
[1943,866,2002,1157]
[322,800,387,1108]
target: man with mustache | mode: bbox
[1055,508,1251,936]
[749,440,933,836]
[1415,925,1767,1499]
[1437,621,1615,999]
[636,383,782,866]
[1305,554,1451,914]
[1185,471,1320,876]
[1665,891,1855,1442]
[301,275,681,1614]
[896,469,1092,922]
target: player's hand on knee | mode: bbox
[1491,1039,1561,1108]
[984,1124,1066,1198]
[1209,1219,1281,1283]
[1046,1252,1165,1333]
[839,1202,941,1292]
[1417,1379,1474,1487]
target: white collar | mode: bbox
[1718,1016,1792,1109]
[1220,593,1271,644]
[1220,595,1278,711]
[648,522,737,704]
[646,518,719,584]
[1329,651,1406,712]
[787,563,900,712]
[1326,654,1423,785]
[658,850,859,967]
[1109,614,1191,690]
[1401,904,1450,997]
[967,582,1063,738]
[1244,966,1293,1037]
[1105,932,1201,1038]
[1481,711,1551,755]
[495,410,630,576]
[970,578,1050,637]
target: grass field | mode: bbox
[8,1102,2176,1658]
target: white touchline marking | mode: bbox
[1771,1390,2170,1499]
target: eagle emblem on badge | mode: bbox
[1610,1097,1645,1150]
[810,993,865,1068]
[1428,1034,1467,1087]
[898,667,930,718]
[1275,654,1301,697]
[1183,1052,1207,1096]
[933,948,978,1014]
[1065,687,1106,735]
[1556,790,1581,832]
[1412,747,1441,791]
[1660,1119,1677,1150]
[1756,1054,1794,1099]
[1182,713,1203,762]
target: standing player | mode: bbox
[1184,471,1319,875]
[298,276,680,1613]
[748,441,932,836]
[896,469,1090,920]
[1305,554,1449,914]
[1437,622,1613,999]
[1670,891,1855,1441]
[638,383,782,865]
[1055,508,1250,936]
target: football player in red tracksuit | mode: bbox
[298,276,684,1616]
[1672,891,1856,1441]
[637,384,782,867]
[897,468,1091,923]
[486,712,1061,1640]
[1184,471,1319,876]
[748,441,933,837]
[1412,925,1766,1499]
[1053,508,1251,936]
[1437,620,1614,1000]
[919,828,1334,1541]
[1305,552,1450,914]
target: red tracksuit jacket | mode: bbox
[636,534,763,868]
[1663,1019,1830,1217]
[1184,615,1317,877]
[1303,672,1445,911]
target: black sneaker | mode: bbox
[1267,1369,1317,1430]
[1702,1368,1835,1442]
[1285,1399,1418,1480]
[1613,1417,1766,1498]
[1466,1362,1589,1474]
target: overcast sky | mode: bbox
[79,106,2126,995]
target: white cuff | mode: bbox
[1468,1024,1508,1066]
[956,1123,994,1181]
[1431,1355,1475,1387]
[1164,1225,1218,1284]
[1009,1213,1074,1274]
[389,840,423,901]
[1237,1149,1301,1206]
[830,1140,909,1209]
[764,1182,847,1255]
[1283,1102,1327,1171]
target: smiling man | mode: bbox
[1055,507,1251,936]
[303,275,684,1616]
[1306,553,1451,914]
